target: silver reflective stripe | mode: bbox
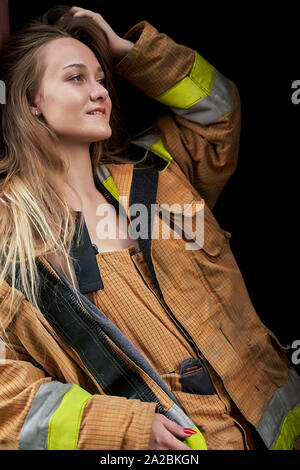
[131,133,160,150]
[166,403,195,429]
[19,381,73,450]
[171,69,232,125]
[96,164,111,183]
[257,368,300,449]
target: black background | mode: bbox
[7,0,300,373]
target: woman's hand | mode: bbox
[69,6,134,59]
[148,414,194,450]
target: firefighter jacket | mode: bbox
[0,21,300,451]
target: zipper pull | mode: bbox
[92,243,99,254]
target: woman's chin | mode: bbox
[91,127,112,141]
[81,129,112,143]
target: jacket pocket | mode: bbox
[158,199,230,259]
[200,205,231,260]
[179,357,215,395]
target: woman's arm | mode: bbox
[68,7,240,210]
[0,341,158,450]
[114,21,241,210]
[0,0,10,52]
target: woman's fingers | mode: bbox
[70,6,85,13]
[148,414,193,450]
[67,6,133,60]
[167,431,193,450]
[163,417,195,439]
[68,7,115,40]
[69,6,105,23]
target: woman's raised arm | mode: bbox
[66,6,241,210]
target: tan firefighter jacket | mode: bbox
[0,20,299,451]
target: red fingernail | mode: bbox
[184,428,197,435]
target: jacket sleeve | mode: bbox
[0,345,157,450]
[115,21,241,210]
[0,283,157,450]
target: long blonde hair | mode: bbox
[0,6,146,346]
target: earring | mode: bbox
[34,110,40,117]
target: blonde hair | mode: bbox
[0,5,148,347]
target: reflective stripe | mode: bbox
[184,426,208,450]
[47,384,92,450]
[150,139,173,170]
[19,381,73,450]
[96,164,111,183]
[272,403,300,450]
[167,403,207,450]
[132,134,173,172]
[155,50,232,125]
[167,402,195,429]
[171,69,232,125]
[132,133,160,151]
[96,165,119,201]
[257,368,300,450]
[155,52,215,109]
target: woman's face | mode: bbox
[31,37,112,144]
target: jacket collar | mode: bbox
[67,150,162,296]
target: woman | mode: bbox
[0,5,299,451]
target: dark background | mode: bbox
[7,1,300,373]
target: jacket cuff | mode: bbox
[77,395,158,450]
[115,21,195,99]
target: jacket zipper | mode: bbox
[97,180,129,220]
[38,258,165,414]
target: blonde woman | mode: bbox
[0,5,299,451]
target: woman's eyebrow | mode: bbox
[62,63,103,72]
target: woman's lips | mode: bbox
[86,111,106,118]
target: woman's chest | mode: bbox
[82,194,140,253]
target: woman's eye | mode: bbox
[69,75,105,86]
[70,74,82,82]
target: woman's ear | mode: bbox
[28,99,40,117]
[31,107,41,117]
[27,92,41,117]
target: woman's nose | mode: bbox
[90,83,109,101]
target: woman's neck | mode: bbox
[58,142,99,208]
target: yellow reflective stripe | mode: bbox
[190,51,215,96]
[155,52,215,109]
[47,384,92,450]
[184,425,207,450]
[272,403,300,450]
[150,138,173,172]
[102,175,120,201]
